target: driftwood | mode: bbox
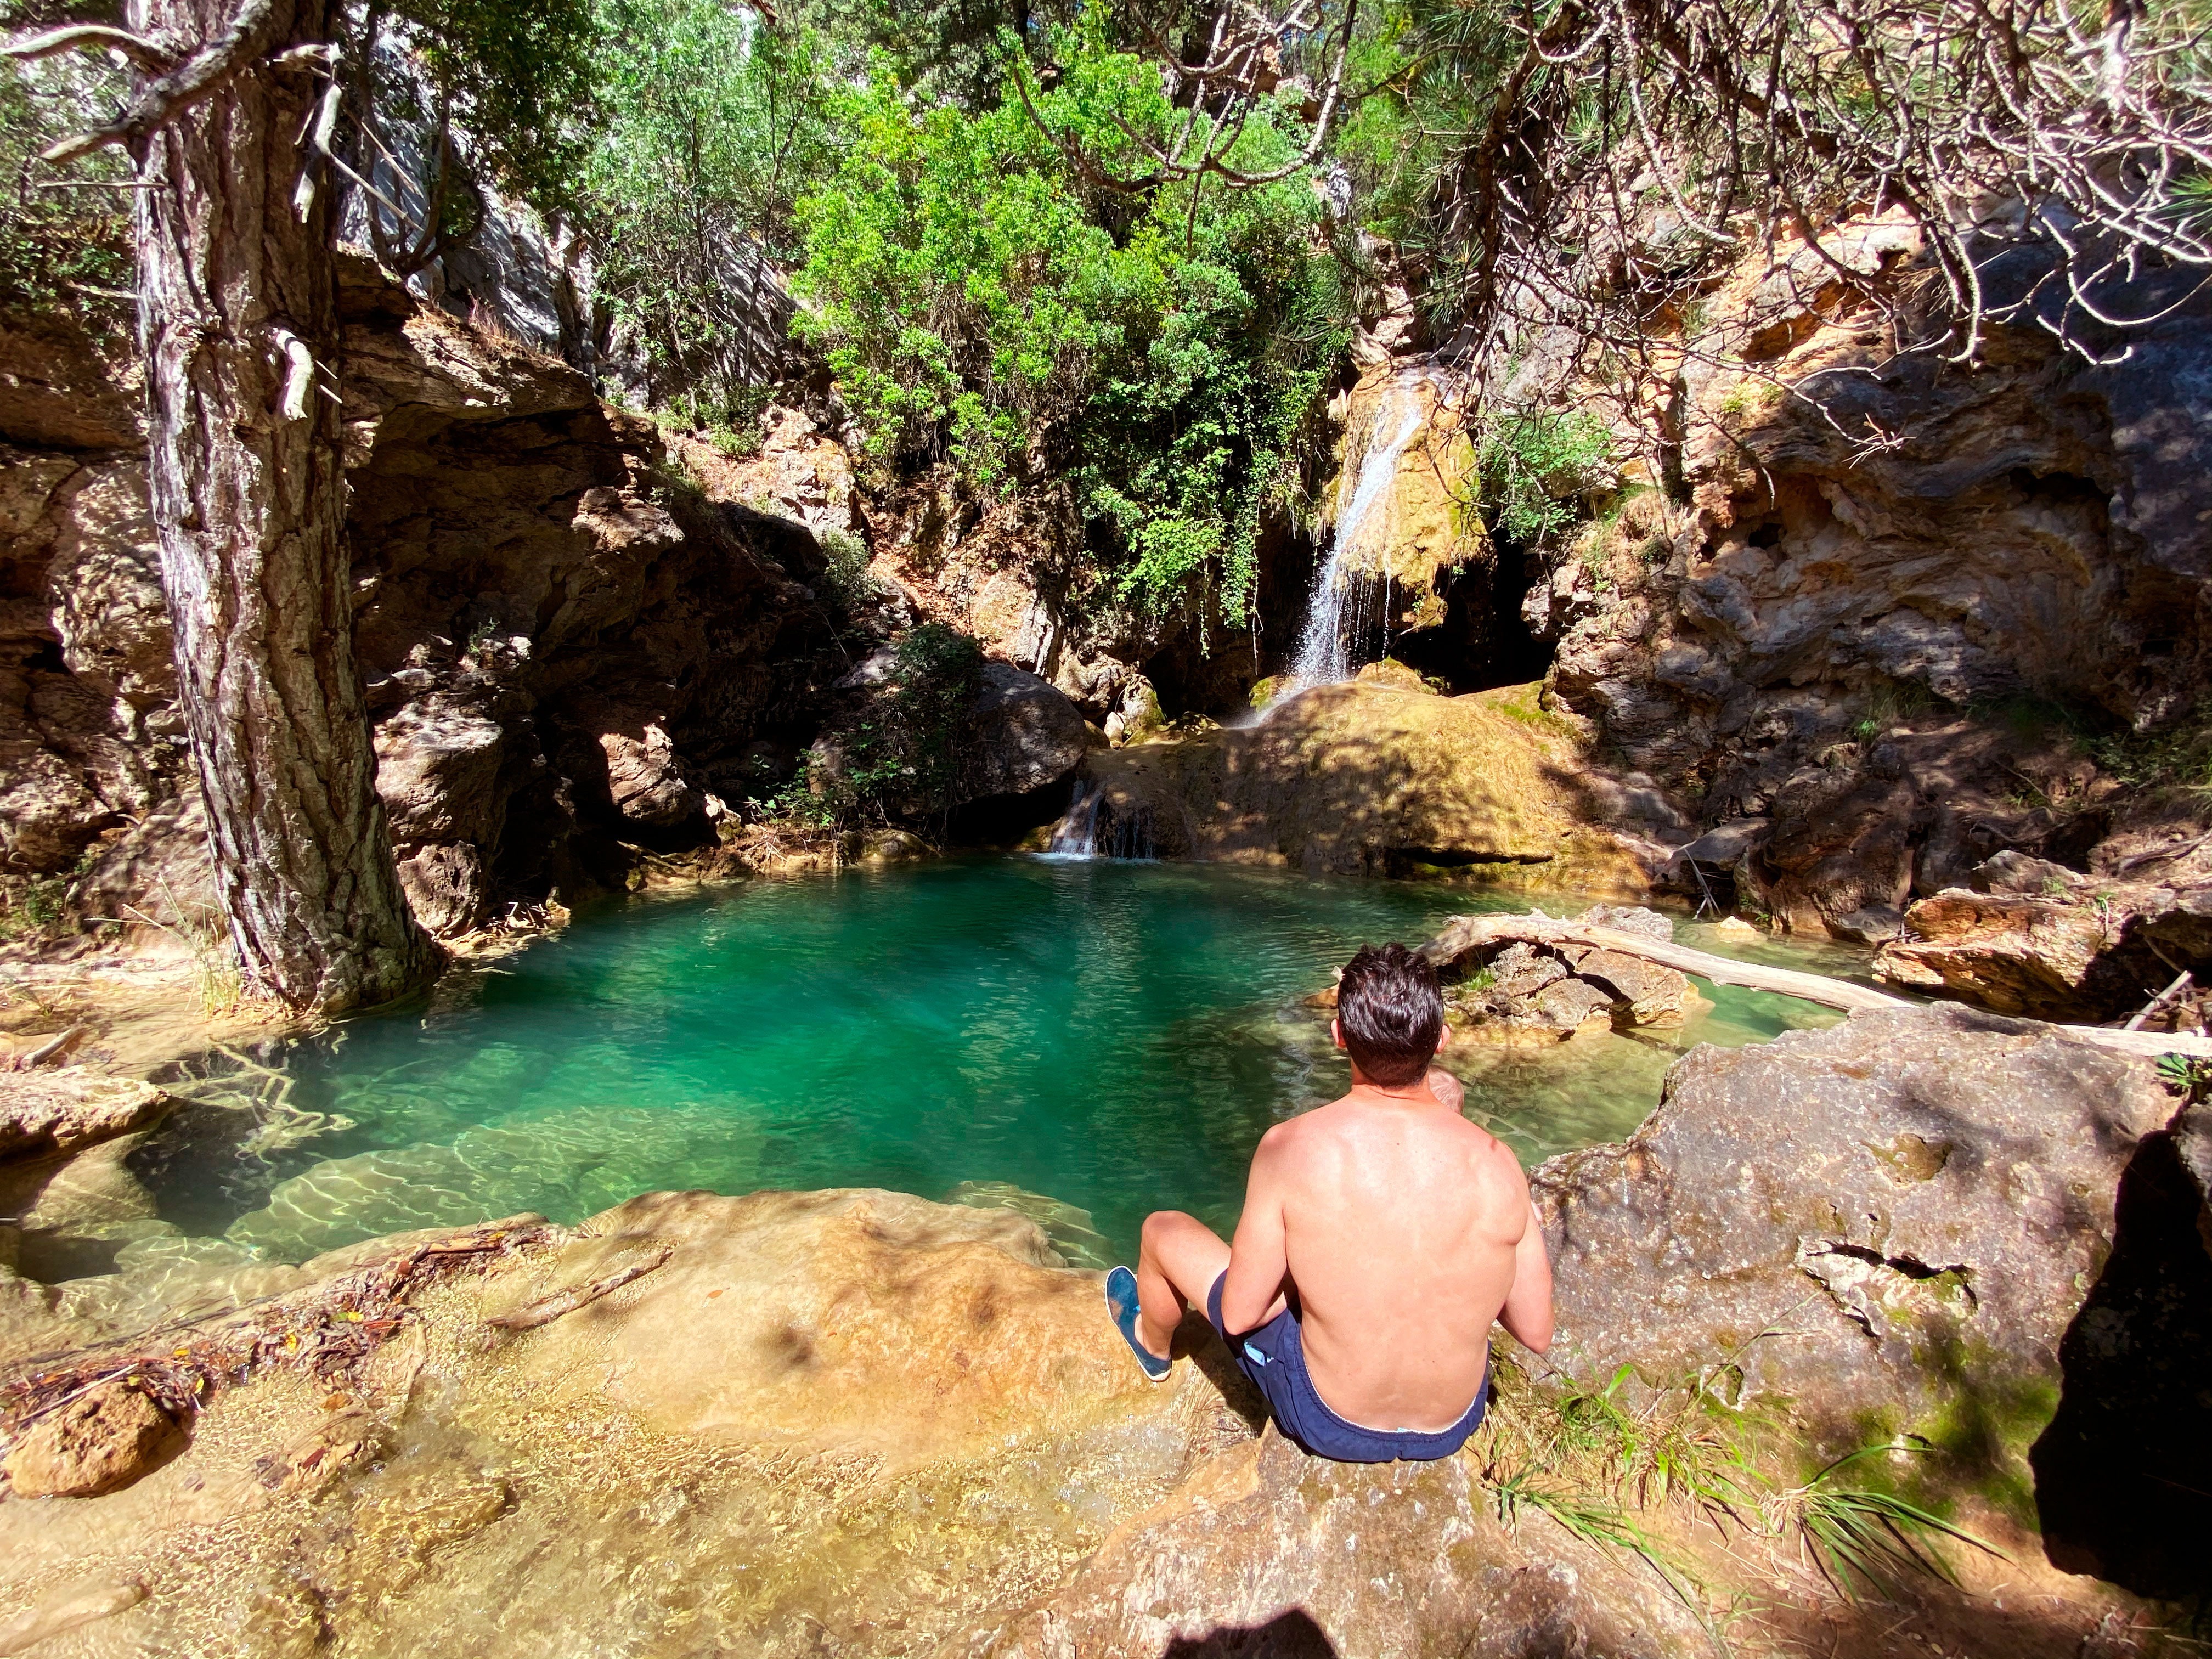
[484,1247,672,1333]
[1423,914,2212,1060]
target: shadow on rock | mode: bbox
[1163,1609,1337,1657]
[2030,1100,2212,1600]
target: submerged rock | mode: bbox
[3,1380,180,1498]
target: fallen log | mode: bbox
[1420,913,2212,1060]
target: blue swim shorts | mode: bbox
[1206,1272,1488,1464]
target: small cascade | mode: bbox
[1283,380,1429,693]
[1045,777,1104,856]
[1039,778,1156,860]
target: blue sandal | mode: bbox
[1105,1266,1171,1383]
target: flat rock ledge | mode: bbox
[0,1069,167,1159]
[0,1007,2200,1653]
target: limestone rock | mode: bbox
[1557,945,1696,1025]
[1432,907,1695,1036]
[1873,889,2174,1020]
[0,1071,167,1159]
[1072,681,1665,892]
[953,1426,1706,1658]
[961,663,1087,802]
[5,263,834,934]
[1538,221,2212,938]
[4,1381,181,1497]
[1532,1005,2174,1472]
[500,1189,1152,1470]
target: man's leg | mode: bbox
[1135,1210,1232,1358]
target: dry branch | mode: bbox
[484,1247,672,1333]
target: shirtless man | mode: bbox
[1105,943,1553,1462]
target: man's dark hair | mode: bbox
[1336,944,1444,1087]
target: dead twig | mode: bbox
[485,1248,673,1333]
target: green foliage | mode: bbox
[2158,1051,2212,1103]
[762,623,986,832]
[815,528,880,614]
[0,54,131,319]
[375,0,601,219]
[791,30,1344,619]
[1786,1447,1998,1603]
[1476,409,1613,548]
[581,0,840,411]
[793,0,1069,110]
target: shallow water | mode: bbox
[142,860,1845,1265]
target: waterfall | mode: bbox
[1045,778,1104,856]
[1283,381,1429,694]
[1040,778,1157,860]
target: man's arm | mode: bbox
[1217,1125,1293,1334]
[1497,1196,1554,1355]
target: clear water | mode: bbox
[143,860,1845,1266]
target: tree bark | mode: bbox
[132,0,433,1010]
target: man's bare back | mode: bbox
[1105,944,1554,1462]
[1225,1070,1550,1430]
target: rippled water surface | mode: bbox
[147,860,1847,1263]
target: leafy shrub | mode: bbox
[792,31,1344,620]
[1476,409,1613,548]
[0,56,132,320]
[581,0,840,410]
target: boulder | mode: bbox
[956,1425,1707,1658]
[0,1071,167,1160]
[961,663,1087,802]
[1533,1005,2175,1488]
[1873,885,2212,1023]
[3,1380,181,1497]
[1431,907,1697,1037]
[1073,681,1666,892]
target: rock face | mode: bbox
[0,1070,166,1158]
[1069,680,1677,890]
[0,310,180,885]
[1509,221,2212,943]
[1875,882,2212,1024]
[1533,1004,2175,1502]
[1,266,842,932]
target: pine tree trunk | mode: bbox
[132,0,434,1010]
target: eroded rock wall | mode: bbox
[1530,224,2212,935]
[1,264,839,938]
